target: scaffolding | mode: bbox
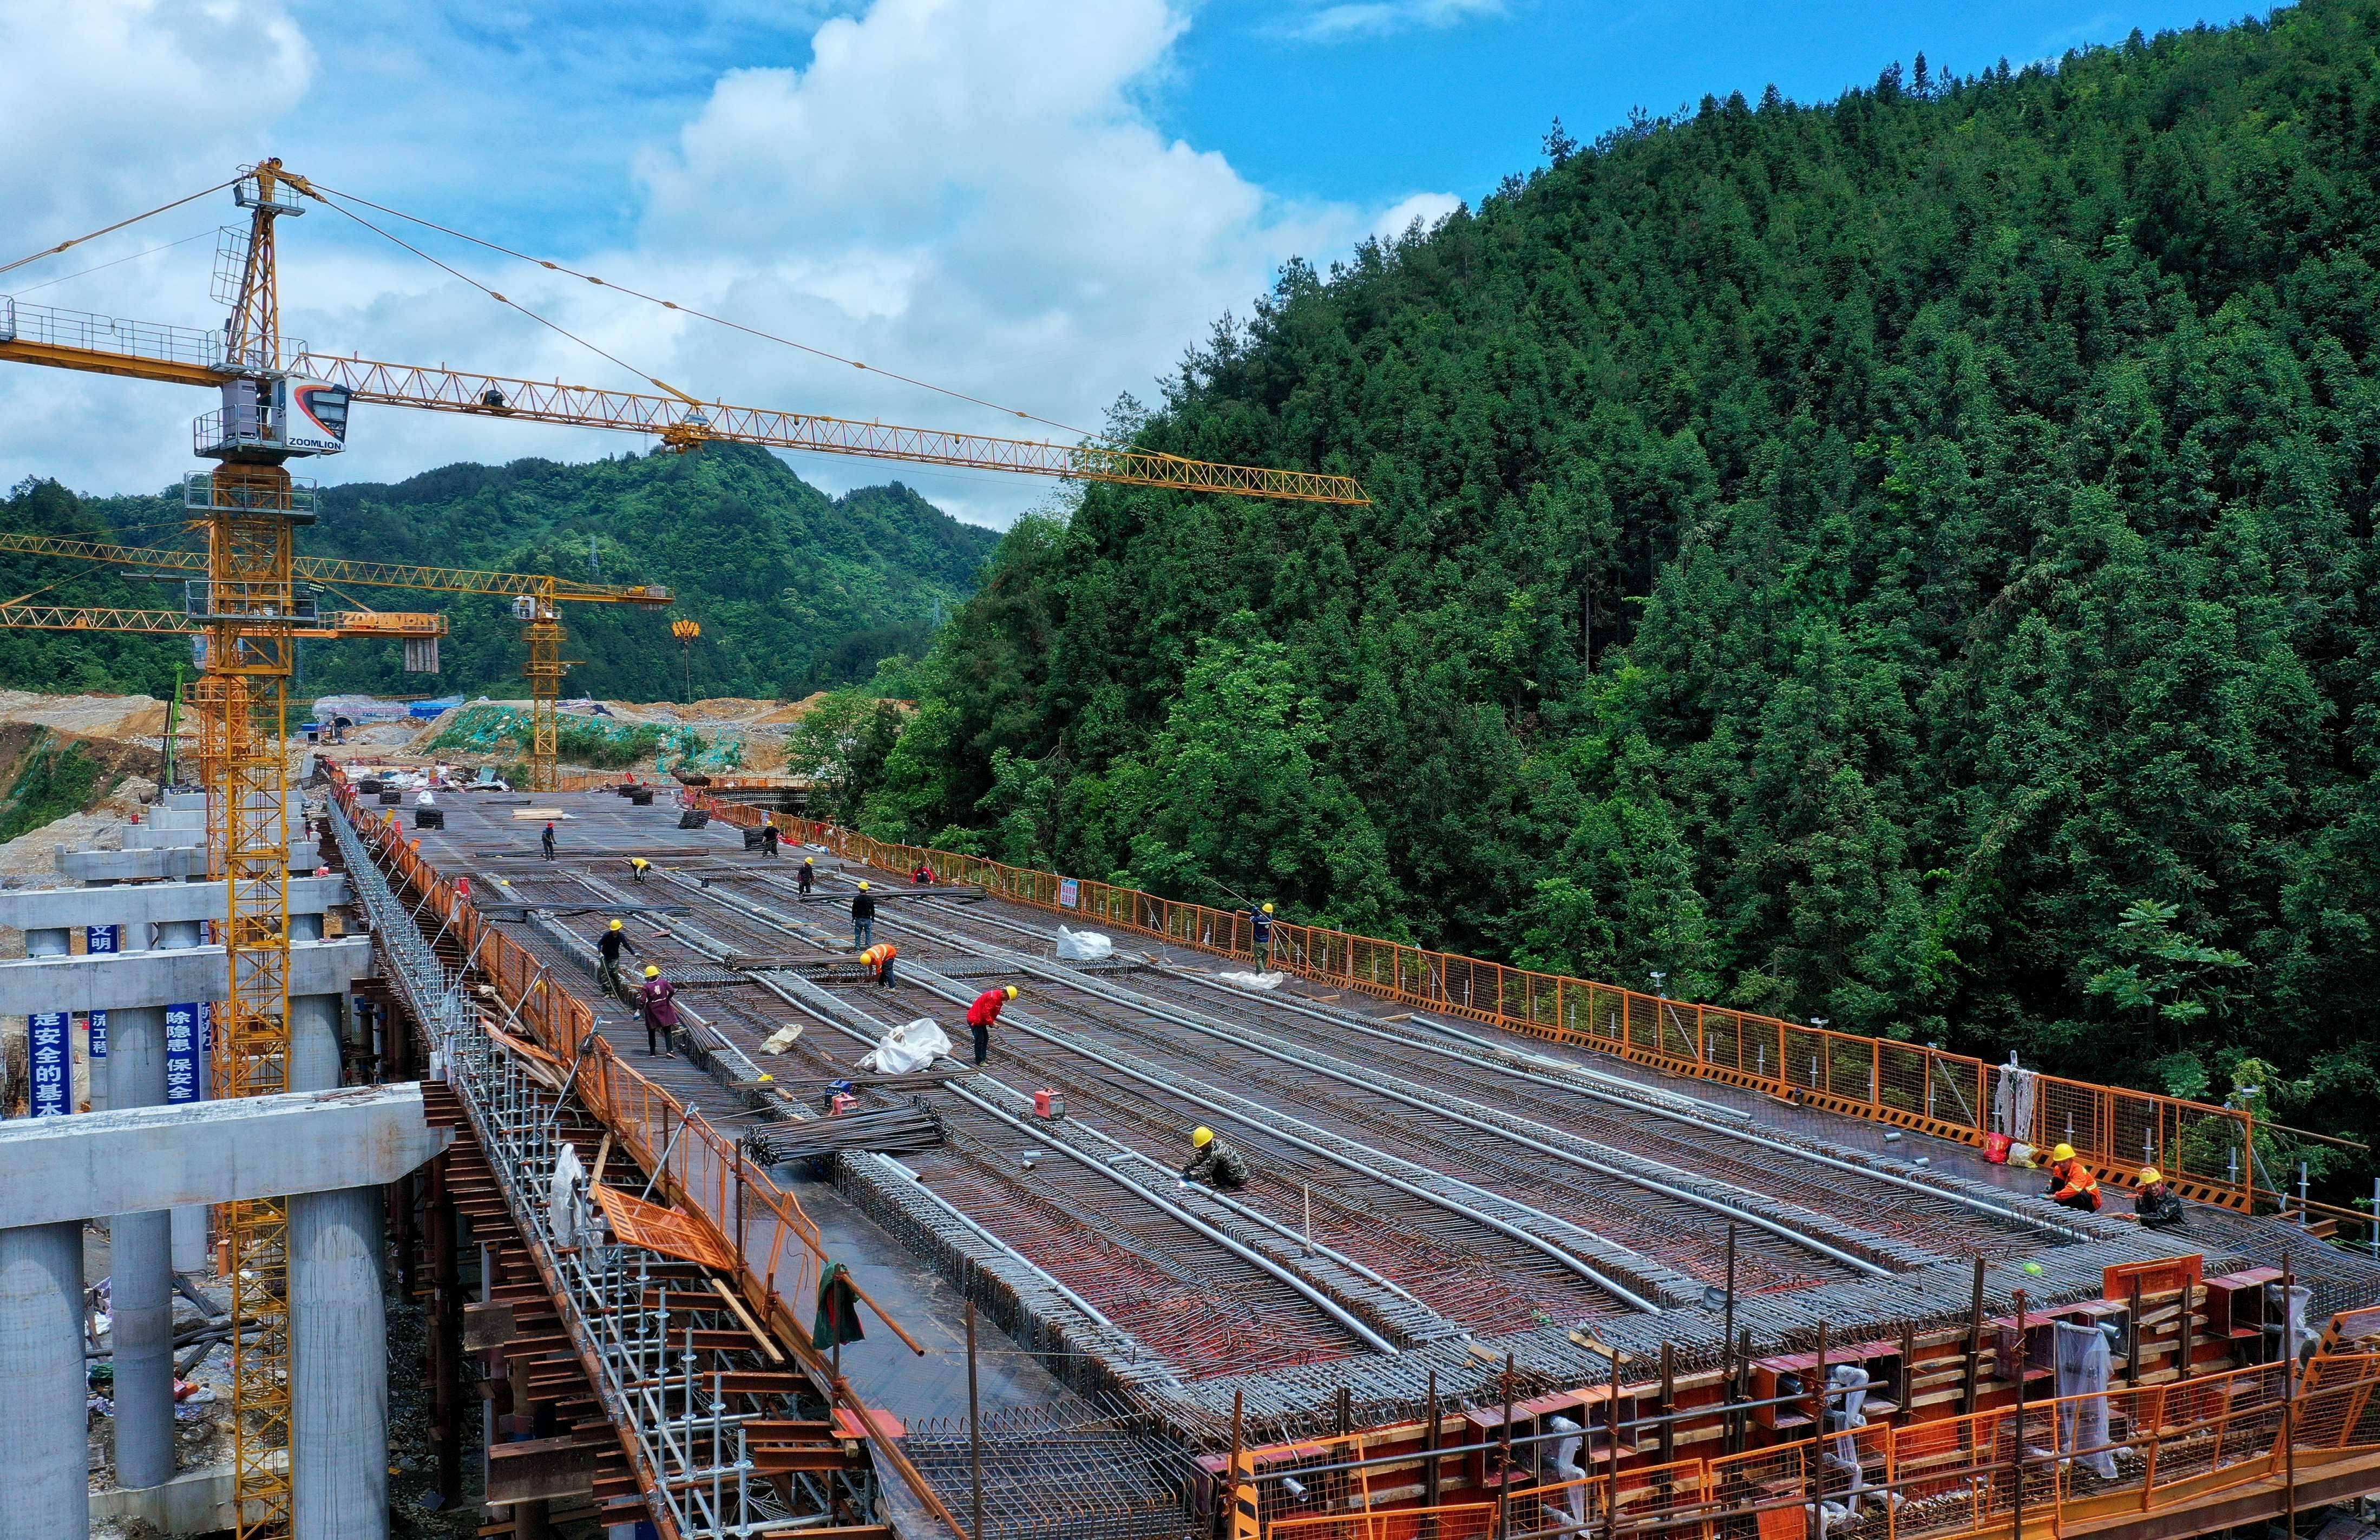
[332,800,882,1535]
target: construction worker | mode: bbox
[596,918,640,1000]
[638,965,680,1057]
[797,856,816,896]
[541,821,557,860]
[860,941,899,990]
[966,985,1018,1067]
[851,881,877,950]
[1250,902,1275,969]
[630,856,652,884]
[2044,1143,2103,1213]
[760,821,780,857]
[1181,1126,1250,1191]
[2131,1167,2188,1230]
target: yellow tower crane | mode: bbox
[0,530,673,789]
[0,154,1366,1538]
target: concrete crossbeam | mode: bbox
[0,936,370,1015]
[120,825,204,849]
[160,791,206,811]
[0,1084,447,1227]
[0,875,347,930]
[58,847,208,881]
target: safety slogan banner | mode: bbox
[1059,877,1079,909]
[88,1010,108,1062]
[87,923,119,954]
[165,1003,201,1105]
[29,1012,71,1117]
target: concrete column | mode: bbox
[290,1186,388,1540]
[104,1005,174,1490]
[291,993,345,1093]
[153,920,208,1273]
[0,1221,91,1540]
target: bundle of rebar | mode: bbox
[748,1105,945,1162]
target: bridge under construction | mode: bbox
[316,769,2380,1540]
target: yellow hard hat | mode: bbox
[2052,1142,2076,1163]
[1262,902,1274,914]
[858,880,870,890]
[609,919,623,931]
[804,856,814,864]
[2139,1167,2162,1186]
[632,857,648,867]
[643,965,660,978]
[1191,1126,1214,1148]
[1004,985,1019,1000]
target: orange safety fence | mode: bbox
[1251,1353,2380,1540]
[686,796,2261,1213]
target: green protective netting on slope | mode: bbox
[425,703,743,774]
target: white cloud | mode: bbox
[0,0,313,235]
[1283,0,1505,43]
[1,0,1454,529]
[1371,191,1464,243]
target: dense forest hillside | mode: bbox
[0,444,996,701]
[870,3,2380,1146]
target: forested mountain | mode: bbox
[0,444,996,701]
[869,3,2380,1147]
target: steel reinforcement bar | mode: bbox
[688,796,2263,1215]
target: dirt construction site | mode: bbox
[351,777,2380,1539]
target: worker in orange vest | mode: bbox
[860,941,898,990]
[2044,1143,2103,1213]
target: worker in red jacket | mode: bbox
[638,966,680,1057]
[966,985,1018,1067]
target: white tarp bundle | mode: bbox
[1217,971,1287,991]
[2055,1321,2121,1479]
[858,1017,950,1074]
[1057,926,1113,960]
[1991,1055,2038,1138]
[549,1142,586,1248]
[759,1023,805,1055]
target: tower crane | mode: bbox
[0,155,1366,1538]
[0,529,674,789]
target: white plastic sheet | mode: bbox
[549,1142,586,1248]
[1057,926,1113,960]
[1992,1056,2038,1137]
[858,1017,951,1074]
[1217,971,1287,991]
[759,1023,805,1055]
[2054,1321,2121,1479]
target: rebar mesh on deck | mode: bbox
[904,1399,1195,1540]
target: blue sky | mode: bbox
[2,0,2261,525]
[1169,1,2237,205]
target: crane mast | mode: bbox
[197,159,315,1539]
